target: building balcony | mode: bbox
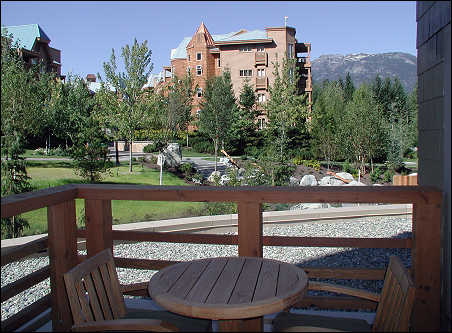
[255,52,268,66]
[255,77,268,90]
[1,184,443,331]
[297,56,311,67]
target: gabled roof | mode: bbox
[1,24,51,51]
[187,22,215,49]
[170,24,271,60]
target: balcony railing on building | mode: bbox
[255,77,268,90]
[255,52,268,66]
[0,184,443,331]
[297,56,311,67]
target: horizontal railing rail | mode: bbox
[1,184,442,331]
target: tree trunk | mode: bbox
[129,139,133,173]
[214,139,218,172]
[115,141,120,166]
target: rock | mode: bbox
[373,183,383,186]
[300,175,318,186]
[162,143,182,167]
[208,171,221,183]
[291,203,331,210]
[319,176,344,186]
[219,174,230,185]
[345,180,367,186]
[289,176,300,186]
[335,172,355,182]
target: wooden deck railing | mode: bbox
[1,184,443,331]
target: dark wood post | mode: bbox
[48,200,78,331]
[412,202,441,331]
[85,199,113,257]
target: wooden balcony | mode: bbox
[1,184,443,331]
[255,52,267,66]
[297,56,311,67]
[255,77,268,90]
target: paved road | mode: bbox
[181,156,228,178]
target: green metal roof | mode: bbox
[1,24,51,51]
[170,29,269,60]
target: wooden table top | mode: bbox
[148,256,308,320]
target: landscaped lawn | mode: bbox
[20,161,206,237]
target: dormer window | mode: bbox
[197,52,202,60]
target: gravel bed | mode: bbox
[1,214,412,320]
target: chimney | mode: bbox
[86,74,96,82]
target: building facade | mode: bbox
[1,24,64,80]
[159,22,312,128]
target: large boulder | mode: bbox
[208,171,221,183]
[219,174,230,185]
[162,143,182,168]
[319,176,344,186]
[335,172,355,182]
[300,175,318,186]
[345,180,367,186]
[291,202,331,210]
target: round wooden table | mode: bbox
[148,256,308,331]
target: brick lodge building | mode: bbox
[1,24,64,81]
[151,22,312,129]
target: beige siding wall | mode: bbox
[416,1,451,330]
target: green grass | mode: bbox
[18,161,206,237]
[24,149,69,159]
[181,147,214,158]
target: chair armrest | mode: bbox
[308,281,380,302]
[72,318,179,332]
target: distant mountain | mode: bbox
[311,52,417,92]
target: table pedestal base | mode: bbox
[218,316,263,332]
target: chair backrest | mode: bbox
[64,249,127,325]
[372,255,416,331]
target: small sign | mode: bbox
[157,154,163,166]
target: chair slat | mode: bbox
[76,280,94,323]
[106,258,127,317]
[91,268,113,320]
[83,274,104,321]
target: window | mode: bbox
[196,65,203,76]
[196,109,201,117]
[257,69,266,77]
[217,58,221,67]
[187,66,191,74]
[197,52,202,60]
[257,46,265,52]
[188,54,191,61]
[257,93,266,104]
[287,43,294,58]
[258,118,266,129]
[197,87,203,98]
[240,46,252,52]
[239,69,252,77]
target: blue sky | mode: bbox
[1,1,417,78]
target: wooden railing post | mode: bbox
[85,199,113,257]
[412,202,441,331]
[235,201,263,332]
[238,202,263,257]
[48,200,78,331]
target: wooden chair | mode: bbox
[63,249,211,332]
[273,256,415,332]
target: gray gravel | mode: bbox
[1,214,412,321]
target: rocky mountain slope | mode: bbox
[311,52,417,92]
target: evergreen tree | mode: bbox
[343,72,355,103]
[198,70,236,171]
[228,79,258,155]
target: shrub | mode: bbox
[342,160,354,174]
[179,162,194,177]
[382,169,395,183]
[370,166,383,183]
[143,141,165,153]
[293,158,321,171]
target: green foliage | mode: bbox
[98,38,155,173]
[228,79,259,155]
[205,201,237,215]
[143,141,165,153]
[69,117,112,183]
[198,70,236,170]
[342,161,355,174]
[292,158,321,171]
[343,72,355,103]
[382,168,395,183]
[370,166,384,183]
[310,80,344,168]
[178,162,194,178]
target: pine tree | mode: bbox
[343,72,355,103]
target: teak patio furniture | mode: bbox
[148,256,309,332]
[63,248,211,332]
[273,255,416,332]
